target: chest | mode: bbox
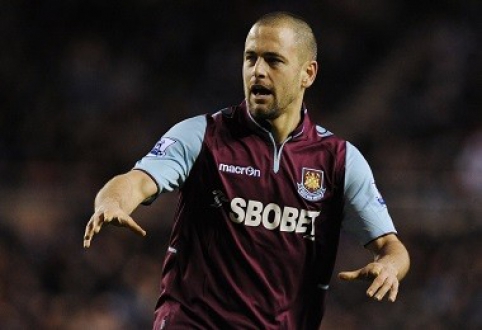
[205,133,343,212]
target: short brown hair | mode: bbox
[254,11,318,61]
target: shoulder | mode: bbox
[205,105,245,137]
[209,106,238,122]
[345,142,369,167]
[152,115,208,151]
[311,124,347,154]
[315,125,334,138]
[171,114,207,131]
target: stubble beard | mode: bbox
[247,94,281,121]
[250,105,280,121]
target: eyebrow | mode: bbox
[244,50,286,60]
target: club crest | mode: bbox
[297,168,326,201]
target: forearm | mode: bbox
[95,171,155,215]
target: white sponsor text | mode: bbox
[219,163,261,177]
[229,197,320,237]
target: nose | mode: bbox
[253,58,267,78]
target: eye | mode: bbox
[266,57,282,66]
[244,53,257,63]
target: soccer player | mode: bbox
[83,11,410,329]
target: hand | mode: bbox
[338,262,399,302]
[83,203,146,248]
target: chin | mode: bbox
[250,106,279,121]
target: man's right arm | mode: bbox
[83,169,158,248]
[84,114,207,249]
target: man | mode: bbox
[84,11,410,329]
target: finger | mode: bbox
[83,225,92,249]
[372,280,392,301]
[91,212,109,234]
[84,212,108,247]
[372,280,397,302]
[83,216,99,248]
[367,273,393,300]
[388,279,399,302]
[366,272,385,298]
[102,210,118,225]
[118,216,147,237]
[338,270,360,281]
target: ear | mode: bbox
[301,60,318,88]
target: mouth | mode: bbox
[250,84,273,98]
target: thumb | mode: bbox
[338,269,361,281]
[116,215,147,237]
[125,217,147,237]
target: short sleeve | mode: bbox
[342,142,397,245]
[134,115,207,197]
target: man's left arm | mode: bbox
[338,233,410,302]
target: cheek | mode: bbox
[294,71,304,86]
[280,78,298,95]
[242,75,249,92]
[242,66,250,84]
[242,62,252,77]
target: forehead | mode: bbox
[244,24,298,55]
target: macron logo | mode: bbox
[219,163,261,177]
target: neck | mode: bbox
[268,109,302,144]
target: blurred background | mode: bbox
[0,0,481,329]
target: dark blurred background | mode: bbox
[0,0,481,329]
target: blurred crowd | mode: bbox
[0,1,481,329]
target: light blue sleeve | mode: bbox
[342,142,397,245]
[133,115,207,195]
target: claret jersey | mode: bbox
[134,102,396,330]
